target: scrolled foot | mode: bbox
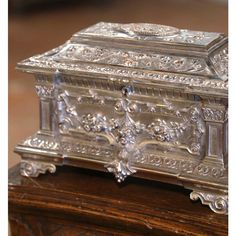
[20,160,56,177]
[190,190,228,215]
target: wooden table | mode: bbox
[9,163,227,235]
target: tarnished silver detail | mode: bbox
[20,160,56,177]
[190,191,228,214]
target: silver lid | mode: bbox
[17,22,228,94]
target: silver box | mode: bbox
[15,22,228,214]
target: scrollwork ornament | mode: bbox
[21,58,228,91]
[189,143,201,153]
[20,160,56,177]
[202,107,226,122]
[134,152,225,180]
[23,135,59,150]
[56,88,207,182]
[190,191,228,215]
[35,85,54,98]
[211,47,228,80]
[61,44,212,76]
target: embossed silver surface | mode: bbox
[15,22,228,214]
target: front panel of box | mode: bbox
[27,73,227,186]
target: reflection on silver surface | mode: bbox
[15,22,228,214]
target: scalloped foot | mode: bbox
[20,160,56,177]
[190,190,228,215]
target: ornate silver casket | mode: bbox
[15,22,228,214]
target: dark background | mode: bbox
[8,0,228,167]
